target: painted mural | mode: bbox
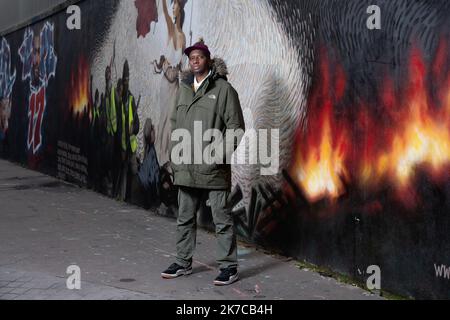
[0,0,448,299]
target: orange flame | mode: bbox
[292,53,349,202]
[69,56,91,118]
[297,103,349,202]
[390,106,450,186]
[290,42,450,206]
[362,47,450,188]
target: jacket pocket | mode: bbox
[175,104,188,129]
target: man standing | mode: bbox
[103,65,121,196]
[117,60,140,202]
[161,39,245,286]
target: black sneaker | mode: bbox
[214,267,239,286]
[161,263,192,279]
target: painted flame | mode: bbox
[290,42,450,206]
[69,56,90,117]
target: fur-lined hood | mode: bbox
[180,57,229,86]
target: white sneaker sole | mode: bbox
[214,273,239,286]
[161,268,192,279]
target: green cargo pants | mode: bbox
[175,186,238,269]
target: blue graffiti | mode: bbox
[0,37,16,99]
[0,37,16,140]
[18,21,57,90]
[18,21,57,154]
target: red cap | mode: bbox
[184,38,211,58]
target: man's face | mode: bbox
[32,35,41,85]
[189,50,209,75]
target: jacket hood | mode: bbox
[180,57,229,86]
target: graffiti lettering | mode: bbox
[0,38,16,100]
[0,37,16,137]
[19,22,57,154]
[27,87,45,153]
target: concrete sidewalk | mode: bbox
[0,159,381,300]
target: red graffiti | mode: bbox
[27,86,46,154]
[135,0,158,38]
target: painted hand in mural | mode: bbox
[152,56,180,83]
[162,0,187,52]
[135,0,158,38]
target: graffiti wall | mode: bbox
[0,0,448,299]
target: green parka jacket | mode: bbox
[169,58,245,189]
